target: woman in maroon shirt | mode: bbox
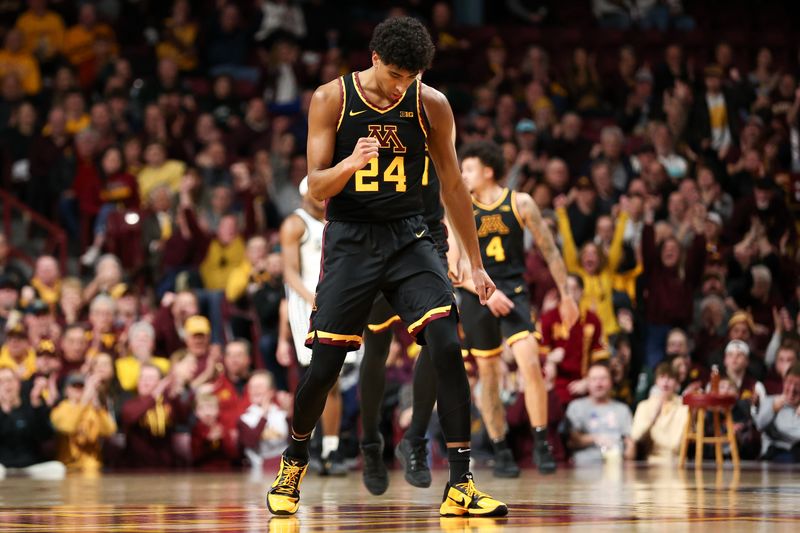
[80,145,140,266]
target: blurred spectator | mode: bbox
[250,253,284,371]
[540,274,608,405]
[59,324,87,380]
[57,278,83,327]
[62,4,117,88]
[689,65,740,157]
[116,321,170,393]
[152,290,198,357]
[207,3,257,83]
[765,341,799,396]
[14,0,65,66]
[631,363,688,464]
[557,197,628,337]
[50,372,116,472]
[0,321,36,380]
[156,0,198,73]
[254,0,307,43]
[0,233,25,291]
[641,205,706,368]
[238,370,288,466]
[692,295,727,369]
[0,368,64,476]
[120,364,189,468]
[85,295,119,359]
[212,339,251,429]
[637,0,695,32]
[755,362,800,462]
[24,255,61,308]
[0,29,41,95]
[724,340,766,405]
[137,142,185,200]
[0,276,19,336]
[170,315,219,390]
[565,48,602,114]
[80,146,140,266]
[566,363,635,465]
[82,254,125,303]
[592,0,632,30]
[190,393,239,469]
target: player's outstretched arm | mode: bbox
[306,81,379,201]
[423,85,495,304]
[516,192,579,329]
[279,214,315,304]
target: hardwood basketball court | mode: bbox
[1,464,798,531]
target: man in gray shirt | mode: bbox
[755,363,800,463]
[566,362,635,465]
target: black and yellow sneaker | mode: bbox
[266,455,309,516]
[439,473,508,517]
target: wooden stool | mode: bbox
[679,393,740,468]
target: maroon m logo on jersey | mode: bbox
[367,125,407,154]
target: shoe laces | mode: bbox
[274,463,303,496]
[456,476,488,502]
[408,441,428,471]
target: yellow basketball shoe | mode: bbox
[266,455,309,516]
[439,473,508,517]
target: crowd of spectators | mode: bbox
[1,0,800,475]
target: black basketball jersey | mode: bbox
[474,188,525,280]
[421,153,444,226]
[327,72,430,222]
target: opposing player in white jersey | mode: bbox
[278,177,362,476]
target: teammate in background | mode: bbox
[359,152,462,495]
[277,177,362,476]
[267,17,507,518]
[457,140,578,477]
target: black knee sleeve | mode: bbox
[423,313,471,443]
[292,340,348,435]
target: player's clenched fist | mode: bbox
[349,136,380,168]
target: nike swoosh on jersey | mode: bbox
[349,109,367,116]
[415,230,425,238]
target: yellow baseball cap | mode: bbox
[184,315,211,336]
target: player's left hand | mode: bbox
[559,296,579,331]
[472,267,496,305]
[487,289,514,317]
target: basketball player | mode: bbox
[278,177,362,476]
[458,141,578,477]
[267,17,507,517]
[359,154,457,495]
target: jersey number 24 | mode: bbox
[355,156,407,192]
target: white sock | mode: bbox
[321,436,339,459]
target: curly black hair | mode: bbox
[459,140,506,181]
[369,16,435,73]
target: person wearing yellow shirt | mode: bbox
[15,0,65,63]
[557,196,628,337]
[115,321,170,392]
[225,236,269,302]
[199,215,245,291]
[50,373,117,472]
[137,142,186,200]
[156,0,199,72]
[0,322,37,380]
[62,4,117,68]
[631,363,689,465]
[0,29,41,95]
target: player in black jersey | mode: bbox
[359,152,460,495]
[457,141,578,477]
[267,18,507,518]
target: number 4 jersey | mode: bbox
[328,72,430,222]
[474,188,526,281]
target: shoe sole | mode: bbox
[395,443,432,488]
[440,505,509,518]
